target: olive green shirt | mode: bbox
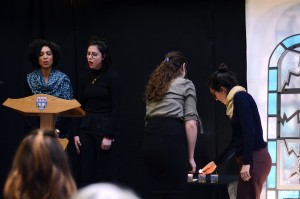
[146,77,200,125]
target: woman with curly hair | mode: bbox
[143,51,201,199]
[3,129,77,199]
[26,39,73,100]
[24,39,74,136]
[24,39,79,184]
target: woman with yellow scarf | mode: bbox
[201,63,271,199]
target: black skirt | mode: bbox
[143,117,188,194]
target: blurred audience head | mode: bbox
[3,128,76,199]
[72,183,141,199]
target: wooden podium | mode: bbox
[2,94,85,149]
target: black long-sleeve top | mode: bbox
[215,91,267,166]
[77,68,121,139]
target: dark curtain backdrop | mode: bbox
[0,0,246,198]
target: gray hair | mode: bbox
[72,183,141,199]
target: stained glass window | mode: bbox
[267,34,300,198]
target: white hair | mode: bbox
[72,183,141,199]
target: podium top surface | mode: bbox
[3,94,85,117]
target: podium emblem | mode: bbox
[36,97,47,110]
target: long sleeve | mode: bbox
[107,72,122,139]
[73,75,86,136]
[215,92,266,166]
[214,143,236,166]
[75,69,122,139]
[234,93,254,164]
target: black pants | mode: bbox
[143,117,188,199]
[78,113,117,187]
[79,132,117,187]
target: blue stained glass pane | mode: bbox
[268,141,276,163]
[269,70,277,91]
[278,190,300,199]
[270,45,285,67]
[268,93,277,115]
[282,35,300,48]
[267,166,276,188]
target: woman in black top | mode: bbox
[74,36,121,187]
[202,64,271,199]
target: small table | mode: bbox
[187,175,238,199]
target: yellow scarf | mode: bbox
[226,86,246,119]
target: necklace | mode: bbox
[91,70,104,84]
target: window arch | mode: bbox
[267,34,300,199]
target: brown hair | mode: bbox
[144,51,187,102]
[3,129,76,199]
